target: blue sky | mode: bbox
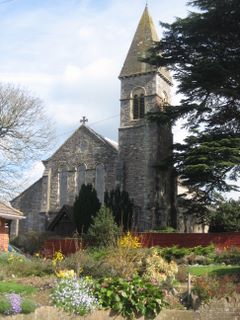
[0,0,188,142]
[1,0,237,199]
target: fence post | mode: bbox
[187,272,191,304]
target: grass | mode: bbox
[188,265,240,276]
[0,281,37,295]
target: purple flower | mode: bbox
[7,293,22,314]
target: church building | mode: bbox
[11,6,177,235]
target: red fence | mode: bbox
[138,232,240,249]
[42,232,240,257]
[42,238,81,257]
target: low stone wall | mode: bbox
[196,295,240,320]
[2,307,195,320]
[3,297,240,320]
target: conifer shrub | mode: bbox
[104,187,134,231]
[73,184,101,233]
[87,206,121,247]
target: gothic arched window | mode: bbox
[77,164,86,194]
[59,169,68,207]
[95,164,105,203]
[132,88,145,119]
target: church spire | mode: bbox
[119,6,159,78]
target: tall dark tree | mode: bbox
[146,0,240,217]
[209,198,240,232]
[104,187,134,231]
[73,184,101,234]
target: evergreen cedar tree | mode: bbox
[145,0,240,220]
[73,184,101,233]
[209,198,240,232]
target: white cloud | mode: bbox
[0,72,55,86]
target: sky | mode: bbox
[0,0,238,199]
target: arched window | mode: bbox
[132,88,145,119]
[95,164,105,203]
[163,91,169,105]
[77,164,86,194]
[133,95,139,119]
[140,93,145,118]
[59,169,68,207]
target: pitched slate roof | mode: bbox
[119,6,172,83]
[0,202,25,220]
[47,205,75,231]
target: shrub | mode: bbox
[87,206,121,247]
[61,250,106,278]
[144,249,178,285]
[62,246,148,279]
[193,275,240,303]
[157,245,215,264]
[192,244,215,256]
[21,298,37,314]
[157,246,190,262]
[0,294,36,315]
[0,296,11,314]
[11,231,49,254]
[95,275,166,319]
[0,282,36,295]
[1,254,53,277]
[104,187,134,231]
[214,247,240,265]
[118,232,141,249]
[103,246,147,278]
[51,277,98,315]
[73,184,101,233]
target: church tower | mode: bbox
[118,6,176,231]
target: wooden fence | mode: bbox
[41,232,240,257]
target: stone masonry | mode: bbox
[12,125,118,233]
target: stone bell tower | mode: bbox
[118,6,176,231]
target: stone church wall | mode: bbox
[44,126,118,216]
[11,178,46,234]
[119,71,175,231]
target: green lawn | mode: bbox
[0,281,37,295]
[188,265,240,276]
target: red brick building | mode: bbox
[0,202,24,251]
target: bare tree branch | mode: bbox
[0,83,55,198]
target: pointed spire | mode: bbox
[119,6,159,78]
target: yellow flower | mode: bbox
[55,269,76,279]
[52,250,65,267]
[118,232,141,249]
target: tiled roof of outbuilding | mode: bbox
[0,202,25,220]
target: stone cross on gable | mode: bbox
[80,116,88,125]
